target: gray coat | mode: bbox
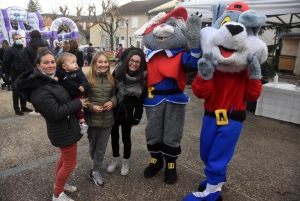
[85,72,117,128]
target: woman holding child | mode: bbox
[15,47,89,201]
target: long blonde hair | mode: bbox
[86,51,115,86]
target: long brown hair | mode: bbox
[2,40,9,49]
[114,48,146,84]
[69,39,79,50]
[86,51,115,86]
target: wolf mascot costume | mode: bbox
[184,2,268,201]
[134,7,201,184]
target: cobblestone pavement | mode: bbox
[0,70,299,201]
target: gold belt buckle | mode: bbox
[148,86,154,99]
[215,109,229,125]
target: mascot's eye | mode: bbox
[220,16,231,28]
[168,23,178,28]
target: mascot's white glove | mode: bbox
[247,53,262,80]
[181,13,202,49]
[198,52,218,80]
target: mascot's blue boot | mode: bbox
[183,183,224,201]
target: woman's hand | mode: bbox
[80,98,89,108]
[93,105,104,114]
[103,101,113,111]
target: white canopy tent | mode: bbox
[175,0,300,28]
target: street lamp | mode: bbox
[125,18,129,48]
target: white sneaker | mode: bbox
[29,111,41,116]
[106,157,119,173]
[121,158,129,176]
[52,192,74,201]
[54,183,77,193]
[80,122,88,134]
[89,170,104,186]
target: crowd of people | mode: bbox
[1,29,147,201]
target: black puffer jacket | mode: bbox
[113,93,145,124]
[15,69,83,147]
[2,43,27,75]
[68,48,84,68]
[23,38,46,70]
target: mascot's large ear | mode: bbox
[239,10,266,36]
[211,2,227,25]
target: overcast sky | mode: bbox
[0,0,132,15]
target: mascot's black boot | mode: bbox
[164,155,177,184]
[144,153,164,178]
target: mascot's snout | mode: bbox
[153,24,174,39]
[226,24,244,36]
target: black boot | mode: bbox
[164,155,177,184]
[7,85,11,91]
[144,152,164,178]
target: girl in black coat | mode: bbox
[68,39,84,68]
[107,48,147,176]
[15,47,89,201]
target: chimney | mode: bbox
[83,22,86,30]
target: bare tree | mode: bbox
[88,0,121,51]
[59,5,70,17]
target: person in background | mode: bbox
[56,41,69,57]
[0,40,10,90]
[63,41,70,53]
[10,18,18,30]
[23,30,46,116]
[107,48,147,176]
[44,40,50,49]
[3,33,32,115]
[85,51,117,186]
[68,40,84,68]
[15,47,89,201]
[86,43,94,66]
[53,40,61,55]
[116,44,124,63]
[23,21,32,30]
[55,52,89,134]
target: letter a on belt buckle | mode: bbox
[215,109,229,125]
[148,86,154,99]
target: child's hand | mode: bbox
[79,86,84,92]
[53,76,58,81]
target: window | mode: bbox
[119,19,127,28]
[136,41,141,48]
[121,36,124,40]
[131,17,138,28]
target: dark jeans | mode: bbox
[110,120,132,159]
[5,74,11,86]
[11,74,26,111]
[87,57,92,65]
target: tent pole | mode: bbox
[272,28,279,66]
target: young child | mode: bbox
[55,52,89,134]
[85,51,117,186]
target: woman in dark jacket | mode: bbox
[0,40,10,90]
[15,47,88,201]
[68,39,84,68]
[106,48,147,176]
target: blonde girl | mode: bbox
[84,51,117,186]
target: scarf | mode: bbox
[115,63,146,103]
